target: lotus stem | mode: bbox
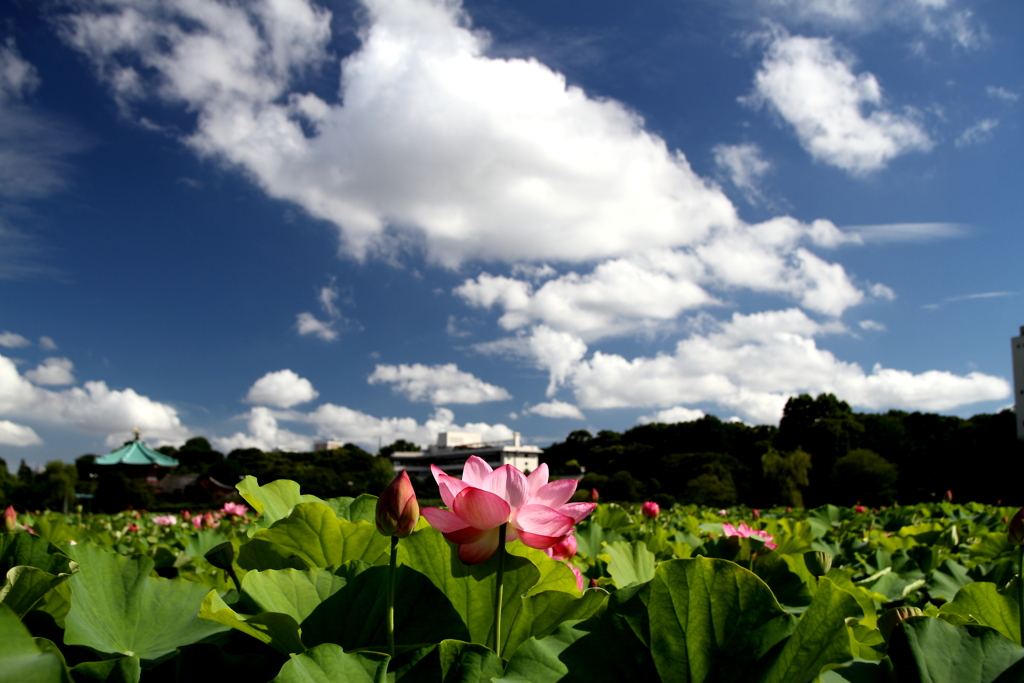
[493,523,507,657]
[388,535,398,659]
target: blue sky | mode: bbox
[1,0,1021,466]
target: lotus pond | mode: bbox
[3,475,1024,682]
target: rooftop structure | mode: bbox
[389,431,541,478]
[94,429,179,467]
[1013,326,1024,440]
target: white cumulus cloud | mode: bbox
[368,363,511,404]
[245,369,319,408]
[637,406,706,425]
[712,143,772,203]
[25,357,75,385]
[213,406,314,453]
[38,336,58,350]
[526,400,586,420]
[0,419,42,446]
[955,118,998,148]
[744,30,932,175]
[0,331,30,348]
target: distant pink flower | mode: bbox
[569,564,584,591]
[202,511,220,529]
[718,509,728,517]
[640,501,660,518]
[543,530,578,561]
[854,505,867,514]
[590,488,599,502]
[222,502,249,518]
[721,522,777,550]
[191,516,202,530]
[420,456,596,564]
[944,490,953,503]
[3,505,16,532]
[153,514,177,526]
[182,510,191,521]
[752,508,760,519]
[127,524,140,532]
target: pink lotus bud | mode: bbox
[1008,507,1024,545]
[3,505,16,533]
[589,577,599,588]
[590,488,599,502]
[191,516,202,530]
[641,501,660,518]
[570,565,584,591]
[854,505,867,513]
[944,490,953,503]
[786,507,792,513]
[376,470,420,538]
[182,510,191,521]
[127,524,140,532]
[544,530,578,561]
[752,508,760,519]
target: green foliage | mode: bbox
[832,449,898,506]
[762,447,812,507]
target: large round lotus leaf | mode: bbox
[64,544,229,661]
[237,476,327,537]
[0,603,68,683]
[495,622,588,683]
[598,541,656,589]
[198,589,305,655]
[648,557,797,683]
[0,533,73,576]
[939,579,1020,643]
[244,503,390,569]
[242,567,348,624]
[887,616,1024,682]
[271,643,389,683]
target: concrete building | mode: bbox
[1013,326,1024,440]
[389,431,541,478]
[313,440,346,451]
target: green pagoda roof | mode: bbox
[95,437,179,467]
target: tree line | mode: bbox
[1,393,1019,512]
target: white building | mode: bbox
[389,431,541,478]
[1013,326,1024,440]
[313,440,347,451]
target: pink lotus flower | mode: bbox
[944,490,953,503]
[420,457,596,564]
[182,510,191,521]
[640,501,660,518]
[222,502,248,517]
[127,524,140,532]
[590,488,599,502]
[752,508,760,519]
[543,530,578,561]
[3,505,16,532]
[854,505,867,514]
[191,516,202,530]
[376,470,419,538]
[721,522,778,550]
[153,514,177,526]
[718,509,728,517]
[569,564,584,591]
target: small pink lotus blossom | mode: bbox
[153,514,177,526]
[3,505,17,532]
[944,490,953,503]
[543,530,578,561]
[569,564,584,591]
[854,505,867,513]
[420,456,596,564]
[191,516,202,530]
[718,509,728,517]
[127,524,140,532]
[222,502,248,517]
[376,470,419,538]
[752,508,760,519]
[721,522,778,550]
[182,510,191,521]
[203,511,220,529]
[590,488,599,502]
[640,501,660,518]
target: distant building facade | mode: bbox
[1013,326,1024,440]
[313,440,346,451]
[389,431,541,478]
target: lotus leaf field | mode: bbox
[4,475,1024,682]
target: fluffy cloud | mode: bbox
[296,279,352,341]
[526,400,585,420]
[244,369,319,408]
[0,419,42,446]
[712,143,772,203]
[0,331,30,347]
[25,357,75,385]
[566,309,1009,424]
[987,86,1019,102]
[214,404,513,452]
[637,406,706,425]
[368,363,511,404]
[745,30,932,175]
[58,0,740,267]
[0,352,189,445]
[458,217,865,342]
[39,336,58,350]
[955,119,998,148]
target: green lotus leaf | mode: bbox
[507,543,580,596]
[236,539,309,572]
[887,616,1024,682]
[396,527,540,653]
[245,503,390,569]
[928,560,974,603]
[182,529,231,560]
[241,567,348,624]
[939,579,1020,643]
[69,657,141,683]
[574,522,624,558]
[270,643,389,683]
[760,577,864,683]
[495,622,589,683]
[598,541,656,589]
[396,640,505,683]
[237,476,326,537]
[63,544,230,661]
[198,590,305,655]
[301,563,468,651]
[0,533,75,576]
[590,504,634,530]
[0,603,69,683]
[752,552,815,613]
[322,494,378,524]
[648,557,797,682]
[1,566,76,619]
[505,588,607,653]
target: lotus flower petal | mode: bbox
[462,455,492,487]
[557,502,597,524]
[514,504,574,538]
[420,507,471,533]
[434,470,470,508]
[530,479,577,509]
[482,465,528,510]
[457,527,501,564]
[526,464,549,498]
[516,530,566,550]
[452,487,511,531]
